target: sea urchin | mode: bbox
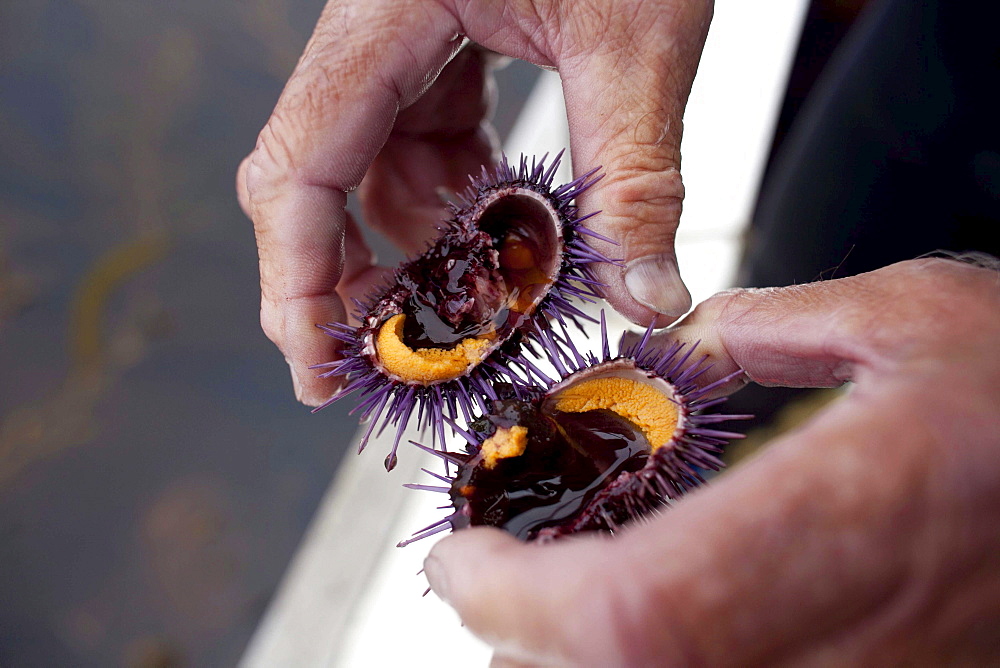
[399,314,750,545]
[313,153,617,470]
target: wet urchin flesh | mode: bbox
[399,314,751,545]
[313,153,618,470]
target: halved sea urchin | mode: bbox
[399,315,749,545]
[313,154,617,469]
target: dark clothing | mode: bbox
[740,0,1000,288]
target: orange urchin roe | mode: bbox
[375,314,493,384]
[551,377,680,450]
[479,425,529,469]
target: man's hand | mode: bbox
[424,258,1000,665]
[237,0,713,405]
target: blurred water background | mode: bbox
[0,2,535,665]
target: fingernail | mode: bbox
[423,555,451,603]
[286,358,304,403]
[624,254,692,317]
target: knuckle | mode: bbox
[597,165,684,252]
[693,287,756,323]
[236,156,252,211]
[251,118,296,185]
[241,118,297,223]
[604,163,684,210]
[259,301,284,347]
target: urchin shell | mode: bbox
[313,153,617,470]
[399,313,750,545]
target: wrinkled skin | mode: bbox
[237,0,713,405]
[424,259,1000,666]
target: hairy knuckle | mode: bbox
[693,287,751,325]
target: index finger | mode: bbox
[241,1,466,404]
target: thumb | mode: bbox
[558,0,713,326]
[424,528,632,666]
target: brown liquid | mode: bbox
[398,231,507,349]
[398,198,554,351]
[451,408,650,539]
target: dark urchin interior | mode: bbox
[450,398,652,541]
[383,188,564,352]
[391,225,508,350]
